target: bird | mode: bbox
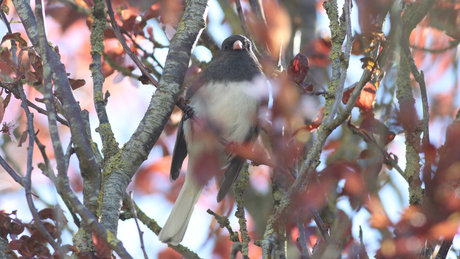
[158,35,264,245]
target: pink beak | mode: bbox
[233,40,243,50]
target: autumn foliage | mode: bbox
[0,0,460,258]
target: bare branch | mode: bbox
[127,192,148,259]
[106,0,159,87]
[98,0,208,237]
[18,80,60,251]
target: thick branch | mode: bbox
[98,0,209,235]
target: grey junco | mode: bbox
[159,35,264,245]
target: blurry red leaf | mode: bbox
[0,97,4,124]
[434,118,460,184]
[120,9,138,30]
[323,140,342,151]
[30,222,58,241]
[8,239,24,251]
[303,37,331,67]
[68,78,86,90]
[246,0,291,59]
[342,82,376,111]
[3,93,11,109]
[8,218,25,236]
[26,236,50,257]
[355,149,382,161]
[158,248,182,259]
[398,98,419,130]
[158,0,183,25]
[144,2,161,20]
[289,106,325,143]
[446,30,460,40]
[46,1,86,31]
[25,71,42,85]
[1,32,28,48]
[17,130,28,147]
[135,156,172,194]
[0,49,16,72]
[192,149,221,186]
[351,34,365,56]
[354,0,392,34]
[364,162,382,187]
[146,25,154,40]
[360,111,393,141]
[367,194,391,228]
[212,234,232,258]
[287,53,309,84]
[421,142,437,164]
[61,244,79,254]
[91,230,111,259]
[28,49,43,78]
[429,214,460,239]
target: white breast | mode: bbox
[183,81,259,147]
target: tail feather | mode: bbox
[158,172,204,245]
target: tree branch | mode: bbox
[98,0,209,236]
[106,0,159,87]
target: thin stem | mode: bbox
[105,0,159,86]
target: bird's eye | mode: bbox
[223,44,229,50]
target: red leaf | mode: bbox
[68,78,86,90]
[342,82,376,112]
[287,53,309,84]
[303,37,332,67]
[360,111,392,140]
[91,230,112,259]
[144,2,161,20]
[1,32,28,48]
[17,130,28,147]
[0,49,16,72]
[158,248,182,259]
[355,149,382,161]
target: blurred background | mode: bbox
[1,0,460,258]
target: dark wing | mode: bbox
[170,117,188,181]
[216,126,260,202]
[216,157,246,202]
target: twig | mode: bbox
[200,29,220,56]
[435,239,452,259]
[234,0,261,57]
[121,194,201,259]
[18,80,60,251]
[296,212,311,258]
[401,38,430,143]
[97,0,208,240]
[309,208,331,244]
[325,0,354,124]
[0,82,69,127]
[0,155,23,186]
[32,0,133,257]
[248,0,266,26]
[105,0,159,86]
[91,0,120,161]
[207,209,240,242]
[230,242,243,259]
[233,164,250,258]
[34,136,80,227]
[410,41,460,53]
[127,192,148,259]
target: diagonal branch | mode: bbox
[106,0,159,87]
[18,81,60,251]
[97,0,209,236]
